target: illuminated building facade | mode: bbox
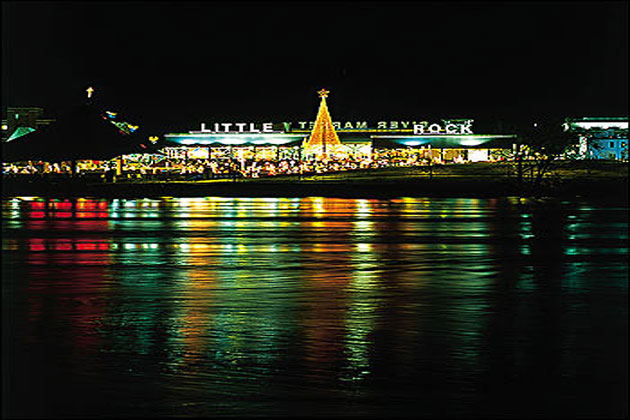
[163,119,516,164]
[564,117,628,160]
[162,89,516,164]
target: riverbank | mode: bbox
[3,162,627,200]
[3,175,627,200]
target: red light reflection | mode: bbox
[53,239,73,251]
[28,238,46,251]
[76,212,109,218]
[54,201,73,211]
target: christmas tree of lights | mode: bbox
[303,88,342,159]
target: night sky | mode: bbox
[2,1,628,134]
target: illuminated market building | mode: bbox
[163,90,518,164]
[564,117,628,160]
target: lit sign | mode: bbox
[413,120,473,135]
[296,121,369,130]
[292,120,474,132]
[199,122,274,133]
[192,120,475,134]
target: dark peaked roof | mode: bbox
[1,102,160,162]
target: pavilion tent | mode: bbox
[1,103,161,163]
[6,126,36,141]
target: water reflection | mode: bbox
[2,196,628,417]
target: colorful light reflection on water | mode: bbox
[2,196,628,418]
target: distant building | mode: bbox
[564,117,628,160]
[1,107,56,142]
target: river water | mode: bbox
[2,196,628,418]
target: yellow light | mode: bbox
[1,124,7,130]
[189,147,209,159]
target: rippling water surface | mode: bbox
[2,196,628,417]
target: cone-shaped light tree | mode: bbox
[303,89,343,159]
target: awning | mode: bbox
[371,135,517,149]
[164,133,305,147]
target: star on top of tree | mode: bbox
[317,89,330,98]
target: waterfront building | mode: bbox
[1,104,153,173]
[1,107,55,141]
[163,122,516,164]
[163,90,517,164]
[564,117,628,160]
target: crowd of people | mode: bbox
[147,156,379,179]
[4,155,405,180]
[2,152,459,182]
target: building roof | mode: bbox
[6,126,36,141]
[564,117,628,132]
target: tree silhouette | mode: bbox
[498,119,577,192]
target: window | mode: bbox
[610,141,614,148]
[622,142,626,148]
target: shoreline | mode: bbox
[2,176,627,201]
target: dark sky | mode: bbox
[2,1,628,133]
